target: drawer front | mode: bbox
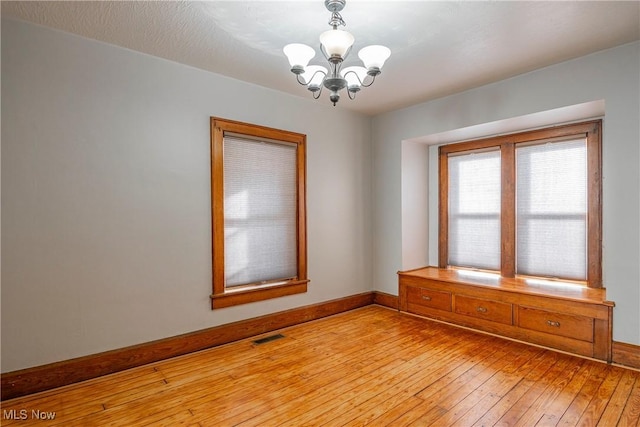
[454,295,513,325]
[518,306,594,342]
[407,286,452,312]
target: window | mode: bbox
[448,149,501,271]
[210,118,308,308]
[439,120,602,287]
[516,138,587,280]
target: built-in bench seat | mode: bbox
[398,267,614,362]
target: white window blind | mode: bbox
[448,150,501,270]
[223,135,298,287]
[516,138,587,280]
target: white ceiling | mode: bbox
[2,1,639,115]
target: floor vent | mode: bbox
[253,334,285,345]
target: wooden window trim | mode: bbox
[210,117,308,309]
[439,120,602,288]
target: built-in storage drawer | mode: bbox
[399,267,613,362]
[406,286,452,312]
[518,306,594,342]
[454,295,513,325]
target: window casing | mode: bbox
[210,118,308,308]
[439,120,602,287]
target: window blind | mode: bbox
[223,135,298,287]
[516,138,587,280]
[448,150,501,270]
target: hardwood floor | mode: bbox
[2,306,639,426]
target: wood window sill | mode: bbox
[210,280,309,309]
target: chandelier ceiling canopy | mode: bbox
[283,0,391,106]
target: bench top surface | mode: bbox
[399,267,613,306]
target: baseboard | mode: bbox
[373,291,399,310]
[1,292,374,401]
[613,341,640,370]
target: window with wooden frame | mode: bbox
[210,117,308,309]
[439,120,602,288]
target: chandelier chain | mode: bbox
[328,11,346,29]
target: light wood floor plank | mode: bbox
[576,366,625,425]
[409,344,543,425]
[337,335,503,426]
[513,357,588,426]
[494,353,575,425]
[616,373,640,427]
[595,369,637,427]
[449,347,550,426]
[191,313,435,425]
[470,350,561,427]
[92,311,409,425]
[305,335,499,426]
[2,305,638,427]
[557,362,610,426]
[534,361,607,426]
[197,316,443,425]
[234,330,467,426]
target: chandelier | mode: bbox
[283,0,391,106]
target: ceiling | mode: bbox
[2,1,639,116]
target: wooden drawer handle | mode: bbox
[476,306,488,313]
[422,295,432,301]
[546,320,561,328]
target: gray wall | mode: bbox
[372,41,640,345]
[1,18,373,372]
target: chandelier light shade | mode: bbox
[341,66,368,91]
[358,45,391,74]
[319,29,355,58]
[282,0,390,106]
[301,65,328,90]
[283,43,316,73]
